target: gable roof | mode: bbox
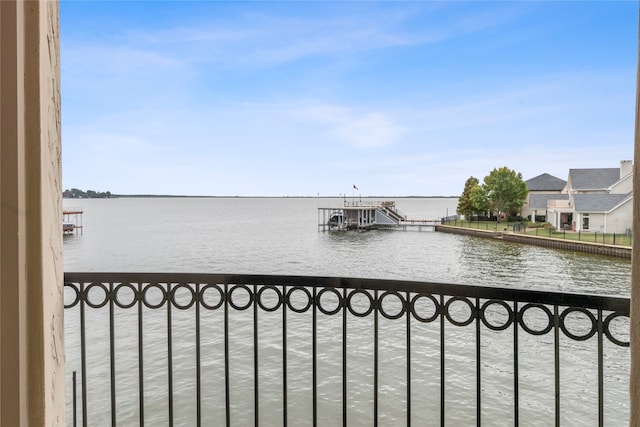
[572,193,632,212]
[525,173,566,191]
[569,168,620,191]
[529,193,568,210]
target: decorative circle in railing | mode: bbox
[518,303,553,335]
[559,307,597,341]
[286,286,313,313]
[142,283,168,309]
[317,287,343,315]
[346,289,375,317]
[480,300,513,331]
[200,284,224,310]
[171,283,197,310]
[64,283,80,309]
[113,283,138,309]
[228,284,254,311]
[603,312,630,347]
[444,297,475,327]
[257,285,283,312]
[409,294,439,323]
[378,291,406,320]
[85,283,110,309]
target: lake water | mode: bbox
[63,197,631,426]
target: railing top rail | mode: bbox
[64,272,630,314]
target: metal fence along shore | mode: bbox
[437,220,632,259]
[64,272,630,426]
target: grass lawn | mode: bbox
[441,220,632,247]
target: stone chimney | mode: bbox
[621,160,633,179]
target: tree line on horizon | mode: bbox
[63,188,112,199]
[456,167,528,222]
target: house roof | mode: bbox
[525,173,566,191]
[572,193,632,213]
[569,168,620,190]
[528,193,569,210]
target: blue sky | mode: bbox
[61,1,637,197]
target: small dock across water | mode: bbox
[398,219,440,232]
[63,209,83,235]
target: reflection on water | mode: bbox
[63,197,630,425]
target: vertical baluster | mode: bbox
[313,286,318,427]
[597,309,604,427]
[374,289,379,427]
[109,282,116,427]
[138,281,145,426]
[513,301,519,426]
[554,305,560,427]
[224,283,230,427]
[167,282,174,427]
[73,370,78,427]
[253,283,259,426]
[283,283,288,427]
[196,282,202,427]
[343,287,347,427]
[406,291,411,427]
[440,294,445,427]
[80,282,88,427]
[476,297,481,427]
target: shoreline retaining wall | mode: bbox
[435,225,632,259]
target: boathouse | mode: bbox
[318,200,406,231]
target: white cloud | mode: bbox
[291,103,403,148]
[334,112,403,148]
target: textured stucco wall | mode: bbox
[33,1,64,424]
[0,1,64,425]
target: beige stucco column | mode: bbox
[632,10,640,427]
[0,1,64,426]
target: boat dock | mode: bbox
[63,209,83,235]
[318,201,440,232]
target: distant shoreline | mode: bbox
[64,194,459,199]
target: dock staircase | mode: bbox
[378,202,407,223]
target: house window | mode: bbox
[582,213,589,231]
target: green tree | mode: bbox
[482,166,528,221]
[457,176,479,218]
[469,185,490,217]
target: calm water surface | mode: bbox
[63,198,631,426]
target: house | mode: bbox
[545,160,633,234]
[522,173,567,222]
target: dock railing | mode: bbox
[64,272,630,426]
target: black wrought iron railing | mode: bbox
[64,272,630,426]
